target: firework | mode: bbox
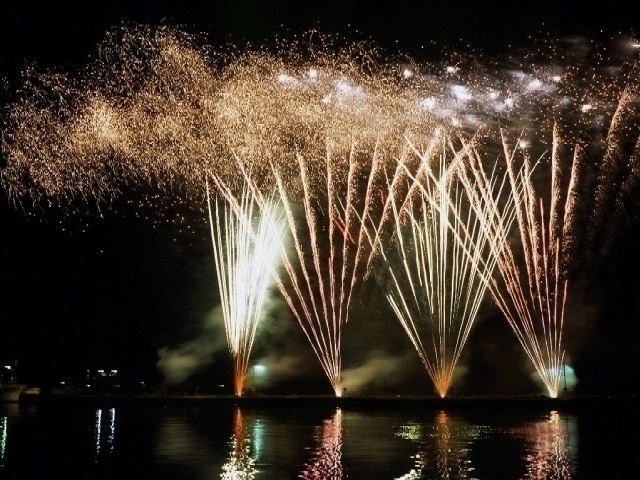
[0,26,220,206]
[206,180,285,396]
[210,36,441,396]
[446,45,640,396]
[265,144,398,396]
[372,131,514,397]
[1,25,640,396]
[210,141,398,397]
[453,125,578,398]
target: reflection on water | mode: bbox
[155,414,220,478]
[94,407,116,461]
[508,410,577,479]
[1,416,7,467]
[392,410,579,480]
[299,407,343,480]
[154,406,265,479]
[0,402,628,479]
[221,407,259,479]
[395,410,487,479]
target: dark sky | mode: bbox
[1,1,639,395]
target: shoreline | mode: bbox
[16,391,639,411]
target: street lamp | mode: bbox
[252,364,266,394]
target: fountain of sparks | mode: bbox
[2,24,640,396]
[248,141,399,397]
[371,131,514,397]
[450,48,640,397]
[210,37,438,396]
[213,133,427,398]
[452,126,579,398]
[206,180,285,396]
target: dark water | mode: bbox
[0,398,636,479]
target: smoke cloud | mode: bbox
[342,350,425,394]
[156,305,227,387]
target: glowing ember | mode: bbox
[372,132,514,397]
[206,181,285,396]
[1,25,639,395]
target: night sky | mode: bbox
[1,1,639,396]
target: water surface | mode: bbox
[0,398,636,479]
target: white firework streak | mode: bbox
[263,141,393,397]
[370,131,513,397]
[206,177,286,396]
[458,126,580,398]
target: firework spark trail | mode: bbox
[206,179,285,396]
[228,157,342,392]
[214,156,345,394]
[372,133,510,397]
[259,140,397,396]
[588,87,640,253]
[209,39,446,395]
[457,127,579,397]
[2,25,640,396]
[507,132,568,397]
[362,131,445,275]
[0,25,227,214]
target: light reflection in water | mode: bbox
[508,410,577,479]
[155,416,219,477]
[395,410,487,479]
[1,416,7,467]
[221,407,259,479]
[94,407,116,461]
[154,407,263,479]
[299,408,343,480]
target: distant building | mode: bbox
[1,361,20,386]
[84,368,121,393]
